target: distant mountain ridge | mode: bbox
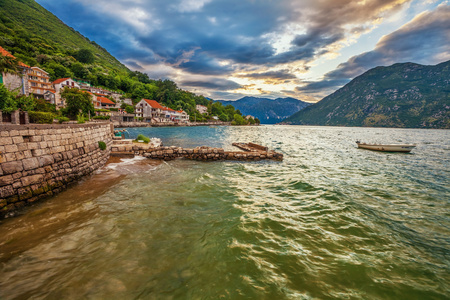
[216,96,311,124]
[285,61,450,128]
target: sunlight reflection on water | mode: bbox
[0,126,449,299]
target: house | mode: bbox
[53,78,80,107]
[97,96,115,109]
[27,67,53,98]
[135,99,167,122]
[196,104,208,114]
[176,110,190,123]
[0,46,30,95]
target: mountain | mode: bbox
[216,97,311,124]
[285,61,450,128]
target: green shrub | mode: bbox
[77,113,85,124]
[135,134,150,143]
[56,116,70,123]
[109,108,118,112]
[28,111,55,124]
[98,141,107,150]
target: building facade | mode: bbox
[27,67,53,97]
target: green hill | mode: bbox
[285,61,450,128]
[0,0,127,73]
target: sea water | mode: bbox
[0,126,449,299]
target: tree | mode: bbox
[233,114,245,125]
[61,88,94,118]
[0,55,22,77]
[0,83,17,113]
[125,105,134,114]
[75,49,95,64]
[71,62,89,78]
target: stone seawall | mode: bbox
[142,146,283,161]
[0,123,113,218]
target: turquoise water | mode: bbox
[0,126,449,299]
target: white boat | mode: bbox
[356,141,416,153]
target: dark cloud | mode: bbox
[300,4,450,95]
[238,70,297,81]
[37,0,414,72]
[181,78,242,90]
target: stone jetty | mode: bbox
[111,140,283,161]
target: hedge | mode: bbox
[28,111,55,124]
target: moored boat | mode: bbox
[356,141,416,153]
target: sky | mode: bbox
[36,0,450,102]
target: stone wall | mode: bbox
[0,123,113,218]
[2,72,28,95]
[142,146,283,161]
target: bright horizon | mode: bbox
[37,0,450,102]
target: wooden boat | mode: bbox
[356,141,416,153]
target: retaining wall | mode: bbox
[0,122,113,218]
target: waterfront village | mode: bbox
[0,46,256,127]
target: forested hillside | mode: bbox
[285,61,450,128]
[217,97,311,124]
[0,0,241,121]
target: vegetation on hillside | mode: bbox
[285,61,450,128]
[0,0,245,123]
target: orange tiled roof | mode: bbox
[0,46,30,68]
[144,99,166,110]
[53,78,71,84]
[98,96,115,105]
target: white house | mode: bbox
[135,99,167,122]
[135,99,189,123]
[53,78,80,107]
[196,104,208,114]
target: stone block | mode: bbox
[23,150,32,159]
[17,143,28,151]
[21,174,44,187]
[0,137,13,145]
[30,136,42,142]
[9,130,19,137]
[12,136,24,144]
[1,161,23,174]
[0,175,14,187]
[0,185,14,198]
[28,142,39,150]
[39,155,55,167]
[22,157,39,171]
[5,144,18,153]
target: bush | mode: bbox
[98,141,107,150]
[77,113,85,124]
[135,134,150,143]
[28,111,55,124]
[56,116,70,123]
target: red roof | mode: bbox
[53,78,71,84]
[144,99,166,110]
[0,46,30,68]
[98,96,115,105]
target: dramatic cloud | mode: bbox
[36,0,448,100]
[299,3,450,96]
[181,78,242,90]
